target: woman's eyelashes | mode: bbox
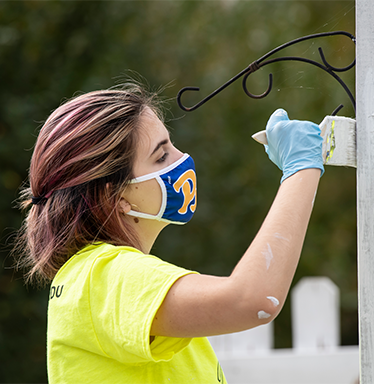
[156,152,169,163]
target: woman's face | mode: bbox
[133,107,183,178]
[121,107,183,216]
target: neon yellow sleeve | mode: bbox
[88,248,198,364]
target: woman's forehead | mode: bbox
[137,108,169,158]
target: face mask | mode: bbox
[126,153,197,225]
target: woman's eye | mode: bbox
[156,153,169,163]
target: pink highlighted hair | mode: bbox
[14,82,165,286]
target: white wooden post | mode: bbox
[209,322,273,358]
[356,0,374,382]
[291,277,340,351]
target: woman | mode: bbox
[15,82,323,383]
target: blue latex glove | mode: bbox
[265,109,324,183]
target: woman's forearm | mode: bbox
[229,168,320,324]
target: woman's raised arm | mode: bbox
[151,109,324,338]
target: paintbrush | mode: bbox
[252,115,357,168]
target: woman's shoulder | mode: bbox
[52,242,141,282]
[85,243,195,283]
[53,241,194,286]
[77,242,143,259]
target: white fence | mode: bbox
[209,277,359,384]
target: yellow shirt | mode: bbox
[47,243,226,383]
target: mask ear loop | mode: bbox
[126,175,167,221]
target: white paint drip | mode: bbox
[274,232,289,242]
[267,296,280,307]
[261,243,273,270]
[258,310,271,319]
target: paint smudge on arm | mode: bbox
[267,296,280,307]
[274,232,289,242]
[261,243,273,270]
[258,310,271,320]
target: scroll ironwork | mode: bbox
[177,31,356,116]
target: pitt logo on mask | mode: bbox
[173,170,197,215]
[128,154,197,225]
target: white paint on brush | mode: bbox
[267,296,280,307]
[258,310,271,319]
[261,243,273,270]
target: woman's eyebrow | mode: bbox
[150,139,169,157]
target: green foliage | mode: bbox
[0,1,356,382]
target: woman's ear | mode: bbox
[119,198,132,214]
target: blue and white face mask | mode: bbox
[126,153,197,225]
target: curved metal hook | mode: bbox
[177,31,356,115]
[318,47,356,73]
[177,87,201,112]
[242,71,273,99]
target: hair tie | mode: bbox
[31,195,47,205]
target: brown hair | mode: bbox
[14,82,164,287]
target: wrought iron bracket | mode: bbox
[177,31,356,116]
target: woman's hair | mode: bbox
[14,82,165,287]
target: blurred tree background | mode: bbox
[0,1,356,382]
